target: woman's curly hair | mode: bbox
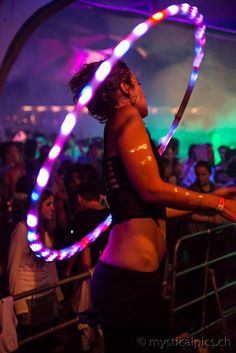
[69,60,134,123]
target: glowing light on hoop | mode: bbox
[27,3,206,261]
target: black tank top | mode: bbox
[103,126,166,225]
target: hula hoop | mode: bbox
[26,3,206,261]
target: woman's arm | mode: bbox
[190,213,226,224]
[115,106,236,222]
[166,208,193,218]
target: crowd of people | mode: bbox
[0,129,236,352]
[0,129,236,351]
[0,61,236,353]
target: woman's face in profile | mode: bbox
[40,195,55,221]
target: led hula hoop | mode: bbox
[27,3,206,261]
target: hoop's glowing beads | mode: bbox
[133,23,149,37]
[194,14,203,26]
[27,3,206,261]
[181,3,190,14]
[61,112,77,135]
[167,5,179,16]
[195,26,206,41]
[78,86,93,105]
[114,40,131,58]
[152,12,164,22]
[27,231,38,242]
[95,61,112,82]
[27,214,38,228]
[49,145,61,160]
[58,251,68,260]
[41,250,50,257]
[31,191,39,202]
[194,52,204,68]
[46,253,57,262]
[190,70,199,86]
[37,168,49,187]
[189,6,198,20]
[30,243,42,252]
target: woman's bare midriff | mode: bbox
[100,218,166,272]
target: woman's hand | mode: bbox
[209,214,227,225]
[214,186,236,198]
[219,199,236,223]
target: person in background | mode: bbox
[23,139,38,178]
[69,59,236,353]
[65,163,102,219]
[0,142,26,198]
[64,182,110,352]
[215,169,235,188]
[63,134,81,162]
[7,189,63,352]
[65,181,110,277]
[168,137,180,159]
[78,138,104,183]
[182,161,226,238]
[216,145,230,172]
[181,144,197,187]
[171,157,183,186]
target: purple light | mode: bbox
[189,6,198,20]
[195,26,206,41]
[194,14,203,26]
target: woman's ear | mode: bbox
[120,82,131,98]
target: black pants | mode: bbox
[91,260,175,353]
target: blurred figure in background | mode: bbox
[216,145,230,172]
[8,189,63,352]
[0,142,26,198]
[63,133,81,162]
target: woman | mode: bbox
[8,189,63,335]
[69,60,236,352]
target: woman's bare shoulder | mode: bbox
[106,106,146,154]
[112,106,144,133]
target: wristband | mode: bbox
[216,196,225,212]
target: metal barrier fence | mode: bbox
[14,223,236,348]
[170,222,236,339]
[14,271,91,347]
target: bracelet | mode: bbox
[216,196,225,212]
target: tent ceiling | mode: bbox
[0,0,235,141]
[74,0,236,33]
